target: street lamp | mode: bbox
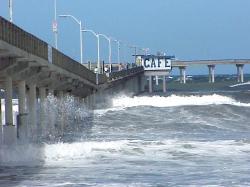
[53,0,58,49]
[128,45,137,64]
[98,34,112,73]
[111,38,121,65]
[82,29,100,74]
[59,14,83,64]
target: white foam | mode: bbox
[44,140,128,162]
[94,94,250,116]
[1,139,250,166]
[230,81,250,88]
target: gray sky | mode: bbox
[1,0,250,74]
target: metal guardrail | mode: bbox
[0,16,142,85]
[52,48,106,84]
[0,16,106,85]
[108,66,144,81]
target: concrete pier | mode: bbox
[0,99,2,125]
[28,83,37,139]
[179,67,186,84]
[5,76,13,126]
[162,76,167,93]
[18,81,26,114]
[39,87,46,103]
[0,16,145,145]
[148,76,153,93]
[236,64,244,83]
[3,76,16,144]
[208,65,215,83]
[155,76,159,86]
[17,80,27,140]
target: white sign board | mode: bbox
[141,57,172,71]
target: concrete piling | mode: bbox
[163,76,167,93]
[236,64,244,83]
[17,80,27,141]
[179,67,186,84]
[148,76,153,93]
[208,65,215,83]
[28,83,37,140]
[3,76,17,144]
[39,87,46,104]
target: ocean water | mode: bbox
[1,86,250,186]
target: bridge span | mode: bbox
[172,59,250,84]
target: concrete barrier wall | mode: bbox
[0,16,48,60]
[0,16,107,86]
[108,66,144,81]
[51,48,105,84]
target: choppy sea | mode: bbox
[1,77,250,187]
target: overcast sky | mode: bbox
[1,0,250,74]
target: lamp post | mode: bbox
[98,34,112,73]
[111,38,121,65]
[59,14,83,64]
[9,0,13,22]
[128,45,137,64]
[82,29,100,74]
[53,0,58,49]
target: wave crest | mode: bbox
[111,94,250,108]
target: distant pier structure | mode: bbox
[172,59,250,84]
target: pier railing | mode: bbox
[0,16,105,85]
[108,66,144,81]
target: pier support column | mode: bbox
[179,67,186,84]
[28,84,37,140]
[18,81,26,114]
[162,76,167,93]
[162,75,167,93]
[155,76,159,86]
[39,87,46,104]
[0,99,2,126]
[3,76,16,144]
[17,80,28,141]
[141,75,147,93]
[58,91,64,98]
[39,87,46,139]
[148,76,153,93]
[0,99,2,145]
[48,89,54,96]
[236,64,244,83]
[5,77,13,126]
[208,65,215,83]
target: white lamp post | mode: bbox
[128,45,137,64]
[111,38,121,65]
[82,29,100,74]
[59,14,83,64]
[98,34,112,73]
[53,0,58,49]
